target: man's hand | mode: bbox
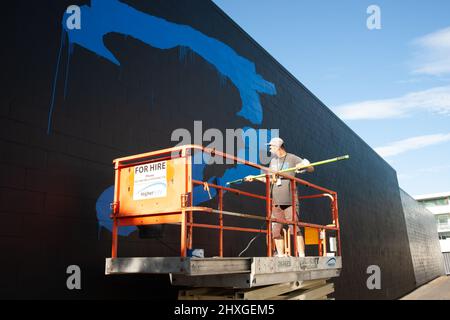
[295,161,314,173]
[271,174,278,183]
[245,174,276,183]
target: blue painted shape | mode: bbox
[95,185,137,236]
[49,0,276,130]
[54,0,280,235]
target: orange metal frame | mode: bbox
[110,145,341,259]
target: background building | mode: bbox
[1,0,444,299]
[415,192,450,274]
[415,192,450,248]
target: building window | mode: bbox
[437,215,449,225]
[422,197,449,207]
[438,216,448,225]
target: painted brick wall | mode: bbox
[1,0,440,299]
[400,189,444,287]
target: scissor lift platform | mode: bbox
[106,256,341,289]
[106,146,344,299]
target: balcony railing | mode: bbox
[426,205,450,215]
[438,223,450,233]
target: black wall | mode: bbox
[401,189,444,287]
[2,0,441,299]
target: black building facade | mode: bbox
[2,0,443,299]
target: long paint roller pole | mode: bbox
[226,155,350,186]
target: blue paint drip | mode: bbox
[47,29,66,134]
[63,42,74,100]
[62,0,276,124]
[178,46,188,63]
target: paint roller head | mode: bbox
[337,155,350,161]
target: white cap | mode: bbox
[265,137,284,148]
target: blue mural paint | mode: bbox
[95,185,137,236]
[56,0,276,126]
[191,151,214,204]
[178,46,193,65]
[53,0,279,235]
[150,90,154,107]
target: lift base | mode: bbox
[178,279,335,300]
[106,256,341,289]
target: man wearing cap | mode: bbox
[244,137,314,257]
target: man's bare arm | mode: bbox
[244,174,277,183]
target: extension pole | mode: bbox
[226,155,350,186]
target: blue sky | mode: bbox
[213,0,450,197]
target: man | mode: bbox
[244,137,314,257]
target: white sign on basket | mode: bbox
[133,161,167,200]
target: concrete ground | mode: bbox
[401,276,450,300]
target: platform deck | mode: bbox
[106,256,341,288]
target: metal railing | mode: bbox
[110,145,341,259]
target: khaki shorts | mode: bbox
[271,203,302,239]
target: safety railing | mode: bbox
[110,145,341,259]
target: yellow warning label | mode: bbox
[305,227,319,245]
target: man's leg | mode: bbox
[274,238,285,256]
[296,234,305,257]
[286,206,305,257]
[283,228,291,256]
[272,206,286,257]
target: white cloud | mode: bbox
[374,133,450,158]
[334,85,450,120]
[397,165,450,186]
[397,173,414,181]
[334,27,450,121]
[418,164,450,174]
[411,26,450,76]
